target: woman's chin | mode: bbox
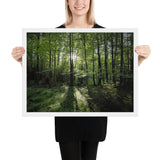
[73,11,88,17]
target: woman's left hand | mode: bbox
[135,45,151,66]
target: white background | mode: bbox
[0,0,160,160]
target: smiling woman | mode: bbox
[67,0,90,14]
[65,0,95,28]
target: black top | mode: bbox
[55,23,108,142]
[57,23,104,28]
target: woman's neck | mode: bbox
[65,15,94,28]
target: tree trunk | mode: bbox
[36,33,40,84]
[104,33,108,82]
[96,34,102,86]
[83,33,88,85]
[48,33,52,78]
[114,33,118,85]
[120,33,124,86]
[70,33,74,86]
[53,35,57,85]
[92,43,96,86]
[111,34,115,84]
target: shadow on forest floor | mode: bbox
[27,84,133,112]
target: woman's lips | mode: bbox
[75,7,85,11]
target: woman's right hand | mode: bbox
[11,47,25,66]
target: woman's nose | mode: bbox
[75,0,83,5]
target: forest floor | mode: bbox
[27,84,133,112]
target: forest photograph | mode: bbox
[27,32,134,112]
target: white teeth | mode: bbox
[76,8,83,10]
[75,7,84,10]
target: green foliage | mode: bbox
[27,32,134,112]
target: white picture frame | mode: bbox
[22,28,138,117]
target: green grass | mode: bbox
[27,84,133,112]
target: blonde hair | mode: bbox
[65,0,96,26]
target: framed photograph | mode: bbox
[22,28,138,116]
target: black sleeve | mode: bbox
[93,24,105,28]
[56,24,65,28]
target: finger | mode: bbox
[14,52,24,58]
[12,51,18,57]
[11,50,17,57]
[137,52,149,58]
[135,46,141,54]
[12,47,16,52]
[18,47,25,54]
[22,48,25,54]
[135,46,140,50]
[14,54,23,62]
[14,47,25,55]
[139,48,151,56]
[12,52,23,59]
[16,46,24,50]
[12,47,22,54]
[16,48,23,53]
[135,46,150,55]
[11,48,17,56]
[12,49,25,56]
[16,50,24,54]
[137,52,150,59]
